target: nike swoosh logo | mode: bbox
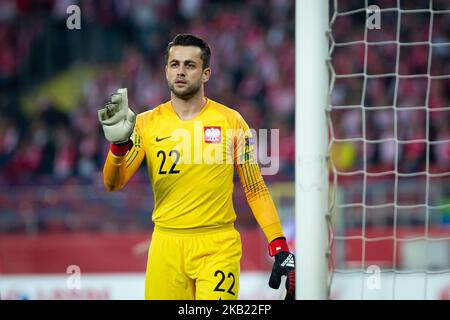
[156,136,171,142]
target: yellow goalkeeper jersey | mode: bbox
[102,98,284,242]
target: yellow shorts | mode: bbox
[145,224,242,300]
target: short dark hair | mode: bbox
[165,34,211,69]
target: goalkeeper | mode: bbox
[98,34,295,300]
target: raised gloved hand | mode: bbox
[98,88,136,145]
[268,237,296,300]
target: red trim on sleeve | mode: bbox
[268,238,290,256]
[110,140,133,156]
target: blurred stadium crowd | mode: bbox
[330,0,450,232]
[0,0,448,233]
[0,0,295,233]
[0,0,295,188]
[330,0,450,174]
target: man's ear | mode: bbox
[165,65,169,81]
[202,68,211,83]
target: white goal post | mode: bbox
[296,0,330,300]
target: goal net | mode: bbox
[328,0,450,299]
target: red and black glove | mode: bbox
[268,237,295,300]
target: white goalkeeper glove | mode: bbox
[98,88,136,145]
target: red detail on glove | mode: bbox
[268,238,290,257]
[287,270,296,298]
[110,140,133,156]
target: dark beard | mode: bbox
[169,81,201,100]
